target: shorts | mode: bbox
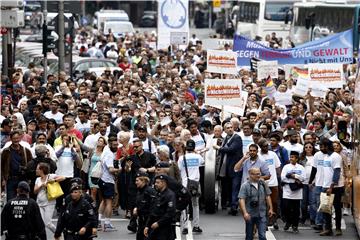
[98,179,115,199]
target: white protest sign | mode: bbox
[308,63,344,88]
[207,49,238,74]
[161,116,172,126]
[205,79,242,106]
[157,0,189,49]
[203,38,233,50]
[210,91,249,117]
[294,77,310,97]
[257,61,278,80]
[274,91,292,105]
[170,32,188,45]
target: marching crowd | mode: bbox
[0,27,357,240]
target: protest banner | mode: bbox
[257,61,278,80]
[203,38,233,50]
[294,77,310,97]
[308,63,344,88]
[211,91,249,117]
[207,50,238,74]
[157,0,189,49]
[205,79,242,106]
[233,29,353,67]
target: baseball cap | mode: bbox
[252,128,261,135]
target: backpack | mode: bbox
[167,177,191,211]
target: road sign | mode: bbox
[170,32,188,45]
[213,0,221,8]
[48,14,74,35]
[0,28,8,35]
[0,9,24,28]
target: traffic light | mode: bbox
[42,23,56,54]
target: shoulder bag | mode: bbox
[183,155,200,197]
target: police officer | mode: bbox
[54,183,97,240]
[133,172,157,240]
[144,174,176,240]
[1,181,46,240]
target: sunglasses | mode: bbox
[133,145,141,149]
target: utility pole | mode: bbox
[2,32,8,76]
[43,0,48,81]
[209,1,212,30]
[58,0,65,74]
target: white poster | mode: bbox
[274,91,292,105]
[205,79,242,106]
[157,0,189,49]
[308,63,344,88]
[257,61,278,80]
[207,50,238,74]
[203,38,233,50]
[294,77,310,97]
[210,91,248,117]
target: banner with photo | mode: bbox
[308,63,344,88]
[284,64,307,80]
[157,0,189,49]
[207,50,238,74]
[205,79,242,106]
[233,29,353,67]
[211,91,249,117]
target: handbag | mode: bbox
[288,180,304,191]
[183,155,200,197]
[47,176,64,201]
[318,192,335,214]
[90,160,103,185]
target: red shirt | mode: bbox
[68,128,83,141]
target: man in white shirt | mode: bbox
[75,108,90,135]
[44,99,64,124]
[238,122,254,154]
[98,134,121,232]
[178,139,204,234]
[281,129,303,157]
[258,138,281,229]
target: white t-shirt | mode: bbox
[55,147,74,178]
[238,132,253,154]
[142,138,157,154]
[312,151,325,187]
[178,152,205,188]
[75,120,90,134]
[35,174,57,206]
[259,151,281,187]
[281,141,303,157]
[100,146,116,184]
[322,152,344,188]
[44,111,64,124]
[30,143,58,161]
[191,133,206,151]
[304,155,314,184]
[84,132,107,149]
[281,163,306,200]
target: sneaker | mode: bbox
[292,226,299,233]
[319,230,333,236]
[273,222,279,230]
[182,228,188,235]
[228,208,238,216]
[97,223,102,231]
[335,229,342,236]
[313,225,323,232]
[343,208,349,216]
[104,223,117,232]
[284,223,290,231]
[192,227,203,233]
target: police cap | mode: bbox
[154,174,169,183]
[155,162,170,168]
[136,172,149,178]
[70,183,82,192]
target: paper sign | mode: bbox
[205,79,242,106]
[308,63,344,88]
[257,61,278,80]
[203,38,234,50]
[161,116,172,126]
[274,91,292,105]
[284,64,306,80]
[294,77,310,97]
[210,91,248,117]
[207,49,238,74]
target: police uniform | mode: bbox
[1,181,46,240]
[54,184,97,240]
[145,175,176,240]
[134,172,157,240]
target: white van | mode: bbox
[96,10,130,31]
[103,21,134,37]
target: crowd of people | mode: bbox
[0,25,357,240]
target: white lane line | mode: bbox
[187,218,193,240]
[175,222,182,240]
[52,218,128,222]
[266,228,277,240]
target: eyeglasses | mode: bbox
[133,145,141,149]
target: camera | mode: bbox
[113,160,120,169]
[250,201,259,208]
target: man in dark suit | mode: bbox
[215,122,243,215]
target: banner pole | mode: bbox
[221,73,224,122]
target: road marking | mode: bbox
[186,218,194,240]
[52,218,128,222]
[266,229,277,240]
[175,222,181,240]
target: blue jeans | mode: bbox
[313,186,323,226]
[231,174,242,209]
[6,179,20,201]
[308,185,317,222]
[245,216,267,240]
[301,184,316,222]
